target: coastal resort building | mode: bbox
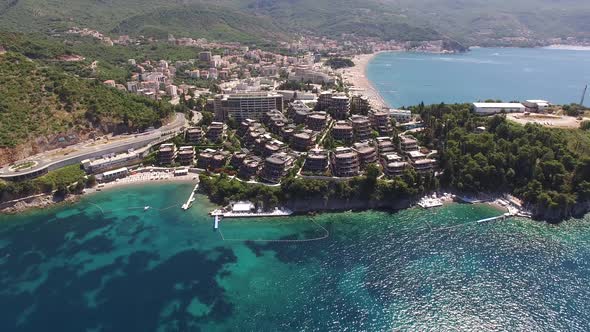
[81,150,140,174]
[280,124,297,141]
[176,146,195,165]
[261,152,295,183]
[158,143,177,165]
[316,91,333,112]
[196,149,215,169]
[302,148,329,175]
[263,109,288,135]
[381,152,403,165]
[197,149,229,170]
[231,151,248,169]
[245,127,266,148]
[376,137,396,155]
[306,111,330,132]
[288,100,312,124]
[263,139,287,157]
[239,119,259,136]
[353,142,378,167]
[332,120,354,143]
[98,167,129,182]
[331,147,360,177]
[291,130,316,152]
[210,151,229,170]
[351,94,371,115]
[239,155,263,180]
[213,92,284,122]
[206,122,226,142]
[413,158,437,174]
[330,94,351,120]
[185,127,203,144]
[370,109,394,136]
[316,91,350,120]
[472,102,525,115]
[390,109,412,123]
[351,115,372,142]
[384,161,409,178]
[407,150,427,161]
[400,136,419,152]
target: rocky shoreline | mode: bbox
[0,192,82,214]
[4,181,586,223]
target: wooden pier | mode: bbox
[181,183,199,210]
[476,213,513,224]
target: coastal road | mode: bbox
[0,113,188,180]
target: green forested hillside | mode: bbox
[0,31,212,82]
[0,0,588,44]
[414,103,590,219]
[0,0,286,43]
[0,51,173,148]
[112,4,286,42]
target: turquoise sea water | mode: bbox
[3,183,590,330]
[366,47,590,107]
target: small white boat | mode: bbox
[144,206,150,211]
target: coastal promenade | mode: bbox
[0,113,187,181]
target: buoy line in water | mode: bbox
[87,202,329,243]
[87,202,180,215]
[218,218,330,243]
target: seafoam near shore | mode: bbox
[543,45,590,51]
[339,52,390,110]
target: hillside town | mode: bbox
[84,86,433,185]
[1,25,586,219]
[2,31,571,189]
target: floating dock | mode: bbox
[214,215,221,229]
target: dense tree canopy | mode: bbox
[413,103,590,216]
[325,58,355,70]
[0,52,174,148]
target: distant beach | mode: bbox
[339,52,390,109]
[544,45,590,51]
[362,47,590,107]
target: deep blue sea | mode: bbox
[366,47,590,107]
[3,183,590,331]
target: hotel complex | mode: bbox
[213,92,284,122]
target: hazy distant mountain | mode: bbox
[0,0,589,44]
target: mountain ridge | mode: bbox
[0,0,588,45]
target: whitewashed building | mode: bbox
[390,109,412,123]
[472,103,525,115]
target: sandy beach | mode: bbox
[544,45,590,51]
[339,52,390,110]
[86,170,198,194]
[0,170,199,214]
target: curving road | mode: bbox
[0,113,187,181]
